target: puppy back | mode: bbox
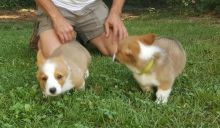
[154,37,186,76]
[51,41,91,71]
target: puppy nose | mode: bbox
[49,87,56,94]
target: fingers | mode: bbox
[63,33,69,43]
[112,24,118,43]
[53,18,76,43]
[105,13,128,45]
[70,30,76,40]
[105,22,110,37]
[122,25,128,39]
[119,23,128,40]
[66,26,74,41]
[57,26,76,43]
[118,25,123,41]
[58,33,65,44]
[111,23,128,44]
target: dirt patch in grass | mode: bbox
[0,9,37,21]
[1,8,219,24]
[0,9,143,21]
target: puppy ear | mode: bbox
[36,70,42,81]
[124,47,138,63]
[37,50,46,67]
[140,33,155,45]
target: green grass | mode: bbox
[0,14,220,127]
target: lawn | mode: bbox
[0,13,219,127]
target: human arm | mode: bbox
[35,0,76,43]
[105,0,128,43]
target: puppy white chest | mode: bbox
[134,73,160,86]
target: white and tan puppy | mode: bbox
[37,41,91,96]
[116,34,186,104]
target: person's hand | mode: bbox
[52,16,76,43]
[105,12,128,44]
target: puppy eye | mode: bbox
[56,74,63,80]
[42,76,47,81]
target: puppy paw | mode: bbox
[75,80,85,91]
[141,85,153,93]
[144,86,153,92]
[155,89,171,104]
[85,70,89,79]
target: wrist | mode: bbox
[109,8,122,17]
[51,14,61,22]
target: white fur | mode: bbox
[156,89,171,104]
[126,65,140,74]
[43,61,62,96]
[79,81,85,91]
[138,41,161,60]
[61,75,73,93]
[133,73,160,86]
[42,60,73,96]
[85,70,89,79]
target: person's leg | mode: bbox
[75,1,117,56]
[36,6,76,58]
[89,31,116,56]
[38,29,62,58]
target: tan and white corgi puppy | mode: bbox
[37,41,91,96]
[116,34,186,104]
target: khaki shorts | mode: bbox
[37,0,109,43]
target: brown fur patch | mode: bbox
[158,81,173,90]
[117,40,139,65]
[52,57,69,87]
[117,34,156,69]
[36,50,46,90]
[54,70,67,87]
[139,33,155,45]
[37,50,45,67]
[74,77,84,90]
[36,71,47,90]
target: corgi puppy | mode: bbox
[37,41,91,96]
[116,34,186,104]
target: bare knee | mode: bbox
[39,29,62,58]
[90,33,116,56]
[38,40,52,58]
[101,50,111,56]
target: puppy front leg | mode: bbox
[140,85,153,92]
[84,70,89,79]
[156,81,173,104]
[72,72,86,91]
[75,79,85,91]
[78,80,85,91]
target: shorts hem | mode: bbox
[83,28,104,43]
[37,26,53,36]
